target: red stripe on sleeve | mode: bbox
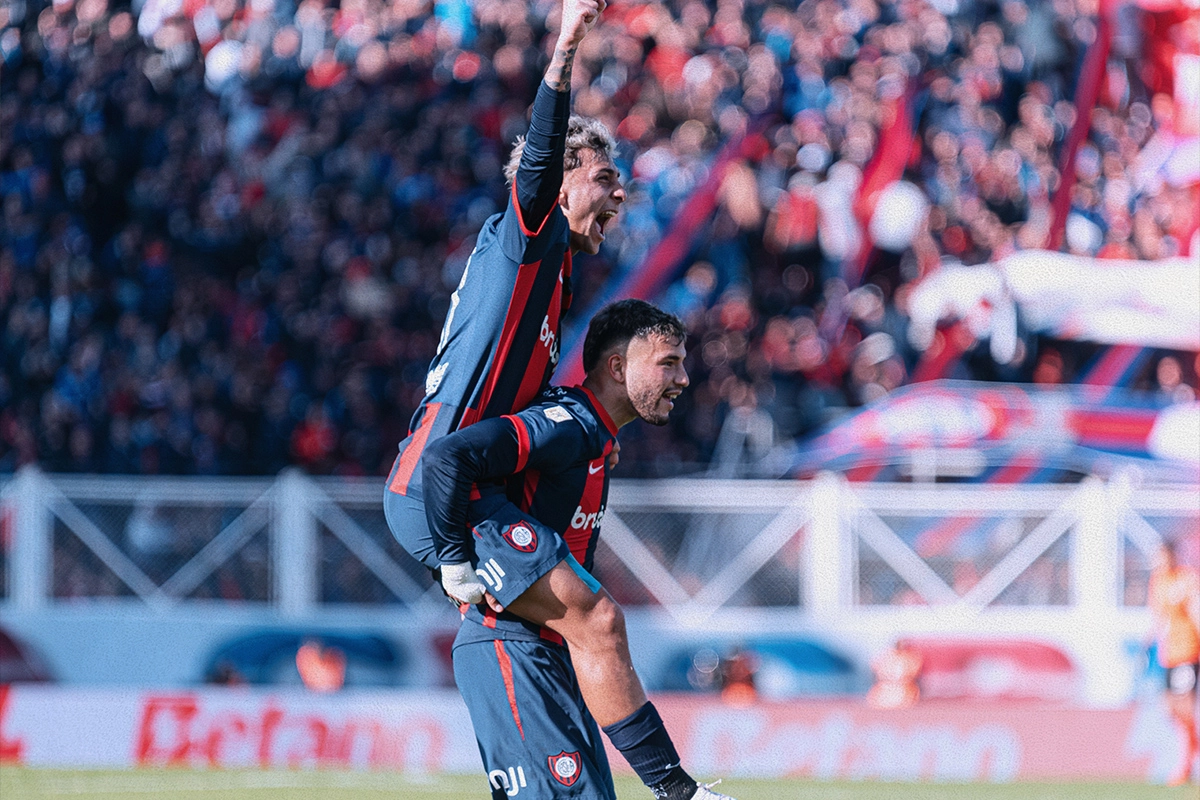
[504,415,531,472]
[511,181,559,239]
[387,403,442,495]
[493,640,525,740]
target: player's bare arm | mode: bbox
[545,0,606,91]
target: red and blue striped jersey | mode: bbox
[421,385,619,644]
[387,85,574,502]
[422,385,618,569]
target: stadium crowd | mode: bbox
[2,0,1197,490]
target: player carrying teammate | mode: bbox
[382,3,727,795]
[424,299,733,800]
[383,0,708,790]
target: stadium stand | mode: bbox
[2,0,1196,481]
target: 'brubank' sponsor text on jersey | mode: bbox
[421,386,618,643]
[385,82,573,502]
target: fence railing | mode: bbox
[2,467,1196,621]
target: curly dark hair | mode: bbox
[582,299,687,373]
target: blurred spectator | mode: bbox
[205,658,248,686]
[719,645,759,705]
[867,641,922,709]
[295,639,347,692]
[1148,539,1200,785]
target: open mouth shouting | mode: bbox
[595,209,618,242]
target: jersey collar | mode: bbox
[576,385,619,438]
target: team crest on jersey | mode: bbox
[502,522,538,552]
[547,751,581,786]
[543,405,572,423]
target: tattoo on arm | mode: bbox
[545,40,578,91]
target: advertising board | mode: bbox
[0,685,1187,782]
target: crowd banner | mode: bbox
[907,252,1200,357]
[0,685,1188,782]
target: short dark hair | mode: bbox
[582,299,687,373]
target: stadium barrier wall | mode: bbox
[0,684,1188,783]
[1,468,1196,706]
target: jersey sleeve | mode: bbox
[422,418,523,566]
[496,83,571,262]
[513,81,571,237]
[507,401,596,474]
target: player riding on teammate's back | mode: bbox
[383,0,625,568]
[384,1,735,796]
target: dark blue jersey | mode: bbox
[387,82,574,501]
[421,386,619,643]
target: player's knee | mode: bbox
[581,594,627,649]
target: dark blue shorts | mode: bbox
[469,496,571,609]
[454,631,616,799]
[384,489,439,570]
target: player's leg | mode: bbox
[467,503,644,726]
[504,560,643,725]
[453,635,616,800]
[1165,661,1198,785]
[472,505,735,800]
[504,561,730,800]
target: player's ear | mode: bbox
[607,351,626,384]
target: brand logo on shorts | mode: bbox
[547,751,581,786]
[476,558,506,593]
[489,766,527,796]
[502,522,538,552]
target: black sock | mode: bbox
[601,702,696,800]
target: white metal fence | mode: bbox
[2,466,1196,619]
[2,466,1197,703]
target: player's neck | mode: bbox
[581,375,636,428]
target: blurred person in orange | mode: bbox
[296,640,347,693]
[718,647,758,706]
[867,641,922,710]
[1149,539,1200,784]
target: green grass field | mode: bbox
[0,770,1193,800]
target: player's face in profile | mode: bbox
[625,333,688,426]
[561,148,626,255]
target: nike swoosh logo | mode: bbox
[589,463,604,474]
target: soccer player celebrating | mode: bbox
[384,0,623,566]
[382,4,725,795]
[424,300,734,800]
